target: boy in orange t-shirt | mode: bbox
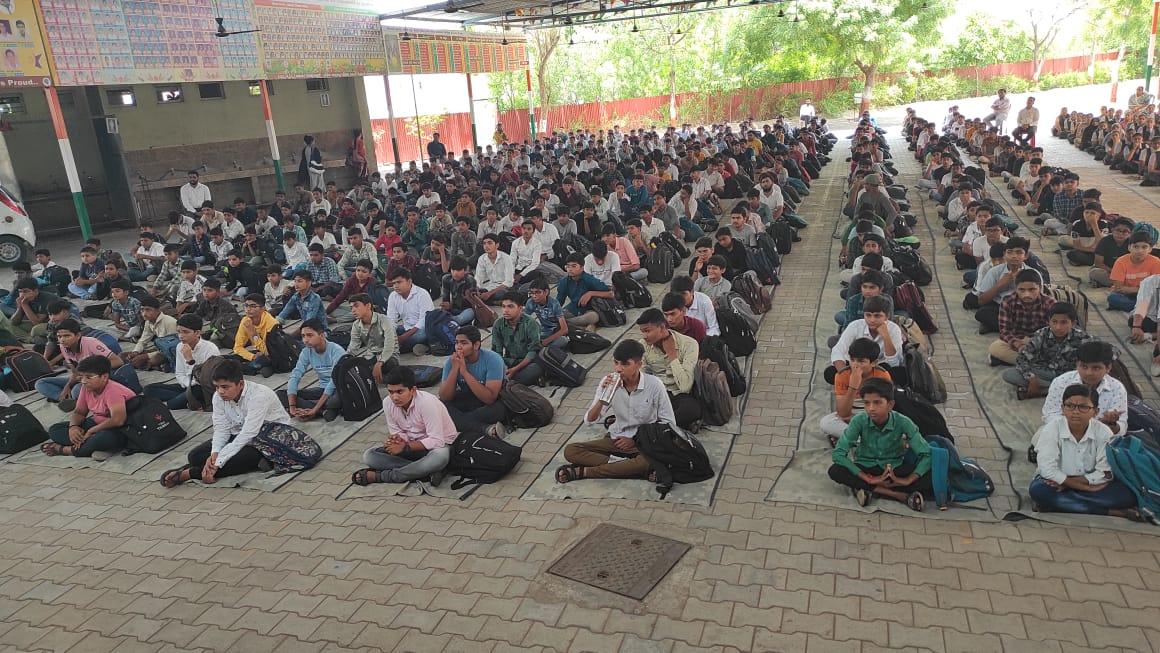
[1108,232,1160,311]
[820,337,893,444]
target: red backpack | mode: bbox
[892,281,938,334]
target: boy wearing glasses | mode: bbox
[1032,341,1127,460]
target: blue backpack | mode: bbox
[1132,221,1160,246]
[423,309,458,356]
[1106,435,1160,524]
[926,435,994,509]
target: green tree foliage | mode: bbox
[935,13,1033,69]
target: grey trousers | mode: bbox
[363,445,451,483]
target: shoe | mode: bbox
[1027,445,1037,465]
[854,488,870,507]
[826,335,840,349]
[91,451,114,462]
[412,344,429,356]
[988,356,1004,367]
[487,422,508,440]
[58,399,76,413]
[260,365,275,378]
[322,408,339,422]
[428,470,446,487]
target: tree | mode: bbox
[935,13,1033,69]
[1026,1,1084,81]
[529,28,562,133]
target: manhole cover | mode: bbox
[547,524,691,600]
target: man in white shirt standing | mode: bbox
[1013,96,1040,147]
[387,267,435,355]
[799,99,816,126]
[984,88,1012,134]
[179,170,211,218]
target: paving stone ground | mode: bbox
[2,88,1160,652]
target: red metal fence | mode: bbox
[372,52,1116,166]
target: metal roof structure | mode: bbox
[380,0,780,31]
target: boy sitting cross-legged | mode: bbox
[988,269,1055,367]
[1003,302,1092,400]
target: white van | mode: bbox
[0,183,35,265]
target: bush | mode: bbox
[817,88,853,117]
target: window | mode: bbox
[106,88,136,107]
[305,78,329,93]
[248,80,274,96]
[155,85,183,104]
[0,95,24,115]
[56,91,76,109]
[197,82,225,100]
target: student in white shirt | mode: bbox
[386,267,435,355]
[142,313,219,410]
[282,232,310,277]
[830,295,904,370]
[474,234,514,303]
[583,241,620,286]
[219,209,245,241]
[531,214,559,256]
[510,220,543,282]
[670,276,720,336]
[159,358,313,487]
[638,207,666,243]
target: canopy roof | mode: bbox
[381,0,777,30]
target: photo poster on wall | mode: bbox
[253,0,385,79]
[387,29,528,76]
[0,0,53,89]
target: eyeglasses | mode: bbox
[1062,402,1095,412]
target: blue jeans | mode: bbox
[680,218,705,241]
[67,282,96,299]
[396,325,428,352]
[153,334,179,369]
[282,262,308,279]
[1108,292,1136,312]
[450,308,475,326]
[143,382,190,410]
[239,354,271,375]
[1028,476,1137,515]
[363,445,451,483]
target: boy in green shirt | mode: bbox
[828,378,933,511]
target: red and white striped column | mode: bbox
[44,86,91,239]
[259,80,284,192]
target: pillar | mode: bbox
[259,80,284,192]
[44,87,91,240]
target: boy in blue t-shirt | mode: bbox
[556,253,614,330]
[438,325,508,436]
[524,278,569,353]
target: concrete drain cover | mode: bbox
[547,524,691,600]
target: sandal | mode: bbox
[555,465,584,484]
[351,469,381,486]
[907,491,925,512]
[41,442,69,457]
[159,466,189,488]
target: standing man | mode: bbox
[1014,96,1039,147]
[299,135,324,191]
[984,89,1012,134]
[179,170,211,218]
[427,132,447,161]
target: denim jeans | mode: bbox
[679,218,705,241]
[143,382,190,410]
[450,308,475,326]
[396,325,428,352]
[1028,476,1137,515]
[36,363,141,402]
[153,334,180,369]
[240,354,271,375]
[67,282,96,299]
[1108,292,1136,312]
[362,445,451,483]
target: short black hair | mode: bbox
[212,358,245,383]
[1048,302,1077,322]
[384,365,416,388]
[848,337,881,362]
[863,295,890,315]
[301,318,326,334]
[350,292,372,305]
[139,295,161,309]
[670,276,693,293]
[293,269,313,282]
[612,338,645,363]
[635,307,667,326]
[56,318,82,335]
[1014,269,1041,286]
[660,292,685,312]
[1062,383,1099,408]
[76,355,112,376]
[1076,340,1114,366]
[456,325,482,343]
[177,313,203,331]
[859,377,895,402]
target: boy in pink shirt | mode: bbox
[42,355,136,459]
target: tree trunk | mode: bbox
[1110,42,1127,102]
[858,63,877,114]
[668,60,677,124]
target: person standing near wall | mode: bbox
[347,129,367,179]
[299,135,324,190]
[179,171,211,219]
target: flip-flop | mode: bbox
[907,491,924,512]
[351,469,381,486]
[555,465,583,484]
[159,466,189,488]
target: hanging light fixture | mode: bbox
[777,8,784,17]
[631,19,639,33]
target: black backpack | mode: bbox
[892,247,933,286]
[122,396,188,454]
[633,423,714,499]
[658,231,690,259]
[745,246,779,286]
[498,381,554,428]
[445,431,522,495]
[0,404,47,454]
[43,265,72,297]
[567,328,611,354]
[716,307,757,357]
[403,364,442,388]
[767,221,794,256]
[892,386,953,443]
[611,271,653,309]
[646,242,675,283]
[0,349,53,392]
[537,345,587,387]
[699,335,746,397]
[589,297,627,327]
[755,232,782,269]
[265,325,303,374]
[332,354,381,421]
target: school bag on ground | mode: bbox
[464,290,496,329]
[767,221,794,256]
[745,246,779,286]
[42,265,72,297]
[332,354,381,421]
[892,386,952,442]
[567,328,611,354]
[633,423,715,500]
[699,335,746,397]
[0,404,47,454]
[693,359,733,426]
[731,271,771,314]
[445,431,522,496]
[659,231,691,259]
[265,324,303,374]
[646,242,675,283]
[0,348,53,392]
[892,247,933,286]
[186,356,227,411]
[424,309,458,356]
[611,271,653,309]
[121,396,188,455]
[893,315,930,357]
[716,307,757,357]
[726,294,760,332]
[1126,395,1160,452]
[250,422,322,474]
[589,297,627,328]
[893,281,938,334]
[903,342,947,404]
[537,345,587,387]
[498,381,554,429]
[755,232,782,270]
[925,434,994,509]
[1105,435,1160,524]
[1041,283,1089,330]
[403,364,442,388]
[412,263,442,298]
[1110,357,1142,399]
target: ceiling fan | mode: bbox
[444,0,484,12]
[214,15,261,37]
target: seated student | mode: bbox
[183,221,214,265]
[192,278,240,345]
[1060,203,1111,266]
[326,258,378,315]
[964,241,1007,310]
[281,231,310,278]
[1029,384,1140,519]
[492,295,544,386]
[670,276,721,336]
[278,269,326,328]
[839,235,894,285]
[583,241,620,286]
[385,242,419,281]
[963,217,1008,287]
[386,268,434,354]
[726,206,757,247]
[820,338,894,443]
[661,292,707,341]
[951,203,990,267]
[988,269,1056,366]
[1004,302,1093,399]
[67,246,105,300]
[713,228,749,281]
[557,253,613,331]
[439,256,477,326]
[836,270,895,330]
[9,277,59,344]
[35,318,142,407]
[233,294,278,376]
[438,326,507,436]
[125,296,178,371]
[175,260,206,315]
[277,318,344,422]
[351,365,457,486]
[557,339,680,483]
[143,314,220,410]
[687,237,715,280]
[603,225,649,283]
[975,237,1038,333]
[1108,232,1160,312]
[41,355,137,459]
[637,308,702,428]
[1033,341,1128,458]
[263,265,292,314]
[304,243,343,298]
[151,244,183,301]
[107,279,145,342]
[347,292,399,384]
[842,253,895,300]
[1088,217,1133,287]
[128,232,165,281]
[223,250,262,299]
[693,255,732,303]
[828,378,933,511]
[524,278,569,354]
[831,296,904,375]
[159,359,309,487]
[337,230,378,279]
[474,234,515,304]
[41,300,117,364]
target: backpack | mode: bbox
[424,309,458,356]
[767,221,794,256]
[699,335,746,397]
[892,315,930,357]
[727,294,760,332]
[82,302,111,319]
[646,241,675,283]
[0,404,48,454]
[659,231,690,259]
[716,307,757,357]
[0,348,53,392]
[693,359,734,426]
[589,297,627,327]
[43,265,72,297]
[633,422,715,499]
[1105,435,1160,524]
[265,325,303,374]
[552,233,592,263]
[755,232,782,270]
[370,283,392,314]
[730,272,771,315]
[332,354,381,421]
[464,290,496,329]
[567,328,611,354]
[498,381,554,428]
[186,356,228,411]
[745,246,779,286]
[1127,395,1160,451]
[537,345,587,387]
[413,263,442,297]
[903,342,947,404]
[611,271,653,309]
[1110,358,1143,399]
[1133,221,1160,246]
[121,396,188,454]
[892,247,933,286]
[926,434,994,509]
[249,422,322,474]
[404,364,442,388]
[446,431,522,495]
[892,387,953,442]
[1041,283,1089,330]
[892,281,938,334]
